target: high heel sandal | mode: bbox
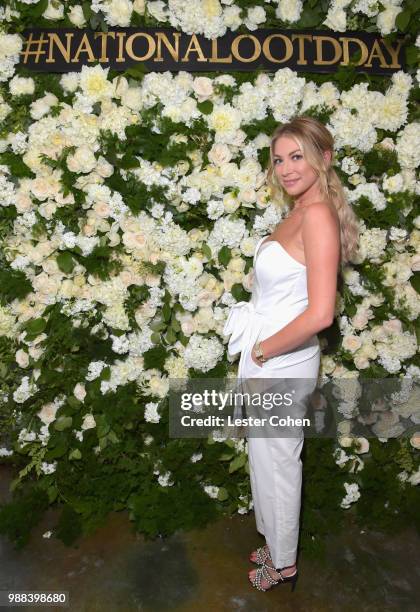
[249,545,271,565]
[249,562,298,593]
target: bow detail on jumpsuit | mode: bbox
[223,301,260,358]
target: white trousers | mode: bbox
[242,348,320,569]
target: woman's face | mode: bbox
[272,135,319,199]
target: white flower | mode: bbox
[144,401,161,423]
[376,3,402,36]
[9,75,35,96]
[158,471,174,486]
[184,334,224,372]
[79,64,113,102]
[81,414,96,430]
[190,452,203,462]
[74,383,87,401]
[40,461,57,474]
[276,0,303,23]
[340,482,361,509]
[203,484,220,499]
[68,5,87,27]
[60,72,79,93]
[67,146,97,174]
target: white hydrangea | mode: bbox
[340,482,361,508]
[144,401,161,423]
[184,334,224,372]
[276,0,303,23]
[395,123,420,169]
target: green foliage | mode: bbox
[128,482,219,538]
[0,265,33,305]
[0,485,49,549]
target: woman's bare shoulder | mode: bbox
[302,200,339,225]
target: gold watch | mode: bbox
[254,340,268,364]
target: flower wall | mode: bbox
[0,0,419,548]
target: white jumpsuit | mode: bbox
[223,235,320,569]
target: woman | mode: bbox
[223,116,359,592]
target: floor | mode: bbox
[0,466,419,612]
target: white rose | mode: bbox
[67,146,97,173]
[60,72,79,93]
[43,0,64,21]
[16,349,29,368]
[37,402,59,425]
[342,334,362,353]
[410,432,420,449]
[68,5,86,27]
[121,87,143,110]
[382,319,402,335]
[74,383,87,402]
[193,76,214,100]
[277,0,303,23]
[208,143,232,166]
[133,0,146,14]
[223,192,240,213]
[81,414,96,430]
[92,158,113,180]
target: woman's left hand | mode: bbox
[251,345,263,368]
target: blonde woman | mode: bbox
[223,116,359,592]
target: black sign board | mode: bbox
[19,27,405,75]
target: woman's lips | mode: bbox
[282,179,299,187]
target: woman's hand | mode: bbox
[251,344,263,368]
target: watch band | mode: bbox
[254,340,268,364]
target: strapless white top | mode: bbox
[223,235,320,376]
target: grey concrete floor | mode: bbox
[0,466,419,612]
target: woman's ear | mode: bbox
[323,149,332,167]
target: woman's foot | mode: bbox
[248,558,297,591]
[249,544,271,564]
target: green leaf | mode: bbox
[69,449,82,460]
[162,302,172,322]
[166,328,177,344]
[107,430,120,444]
[47,486,58,503]
[125,63,148,80]
[395,10,411,31]
[197,100,214,115]
[217,487,229,501]
[228,453,246,473]
[25,318,47,335]
[202,243,213,259]
[56,251,75,274]
[96,415,110,438]
[120,154,140,169]
[151,332,161,344]
[231,283,249,302]
[218,246,232,267]
[54,416,73,431]
[297,7,321,27]
[410,272,420,294]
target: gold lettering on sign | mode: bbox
[46,32,73,63]
[313,35,342,65]
[365,39,388,68]
[339,37,368,65]
[71,33,95,63]
[210,38,232,63]
[181,34,207,62]
[291,34,312,65]
[263,34,293,63]
[381,39,403,68]
[116,32,126,62]
[231,35,261,62]
[126,33,155,61]
[155,32,181,62]
[94,31,115,62]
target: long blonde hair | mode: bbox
[266,115,359,264]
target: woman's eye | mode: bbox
[274,159,282,165]
[292,154,302,160]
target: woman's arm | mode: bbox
[258,202,340,361]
